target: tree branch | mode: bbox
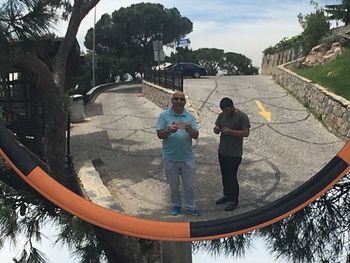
[56,0,100,68]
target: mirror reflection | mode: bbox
[70,78,344,223]
[1,0,350,260]
[0,1,348,225]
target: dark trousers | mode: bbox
[218,153,242,203]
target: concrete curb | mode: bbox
[84,81,142,104]
[73,151,120,210]
[73,83,146,211]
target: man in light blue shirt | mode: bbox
[156,92,200,216]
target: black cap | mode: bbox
[219,97,234,110]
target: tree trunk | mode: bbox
[18,53,69,185]
[42,88,68,184]
[94,228,161,263]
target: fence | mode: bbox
[0,71,45,156]
[0,71,71,164]
[143,69,183,92]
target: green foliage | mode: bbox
[69,49,132,95]
[260,174,350,263]
[288,47,350,100]
[195,48,224,75]
[0,0,57,42]
[193,234,253,258]
[195,172,350,263]
[0,0,59,75]
[165,48,258,75]
[84,3,193,74]
[84,3,258,77]
[222,52,259,75]
[69,52,93,95]
[54,212,106,262]
[263,35,303,55]
[298,9,330,54]
[166,47,199,64]
[0,166,107,263]
[13,247,49,263]
[324,0,350,25]
[263,2,332,57]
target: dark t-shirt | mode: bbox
[215,110,251,157]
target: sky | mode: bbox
[0,221,290,263]
[54,0,337,68]
[0,221,77,263]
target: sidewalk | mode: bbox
[69,80,343,223]
[70,84,254,222]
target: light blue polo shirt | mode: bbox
[157,107,197,161]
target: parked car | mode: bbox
[165,62,207,78]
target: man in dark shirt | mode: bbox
[213,97,251,211]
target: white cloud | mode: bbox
[54,0,329,68]
[188,17,304,68]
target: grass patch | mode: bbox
[287,47,350,100]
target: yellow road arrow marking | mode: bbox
[255,100,272,122]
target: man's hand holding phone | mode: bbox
[166,122,178,133]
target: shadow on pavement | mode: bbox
[71,128,288,223]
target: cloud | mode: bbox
[54,0,329,68]
[188,17,304,67]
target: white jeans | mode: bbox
[163,159,196,210]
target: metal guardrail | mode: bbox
[143,69,183,92]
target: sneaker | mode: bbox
[224,202,239,211]
[215,196,230,205]
[171,206,181,216]
[184,208,201,216]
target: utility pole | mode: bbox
[92,6,96,88]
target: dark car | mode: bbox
[166,62,207,78]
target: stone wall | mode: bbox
[275,63,350,140]
[331,24,350,36]
[142,81,200,122]
[261,25,350,76]
[261,47,303,75]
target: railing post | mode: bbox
[180,73,183,92]
[145,68,183,92]
[66,110,71,169]
[172,71,175,91]
[158,69,161,86]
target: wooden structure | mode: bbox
[0,38,81,159]
[0,70,44,156]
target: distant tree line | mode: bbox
[80,2,258,91]
[82,2,192,87]
[166,47,259,76]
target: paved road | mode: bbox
[70,76,344,222]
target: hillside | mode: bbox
[287,47,350,100]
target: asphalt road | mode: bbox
[70,76,344,222]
